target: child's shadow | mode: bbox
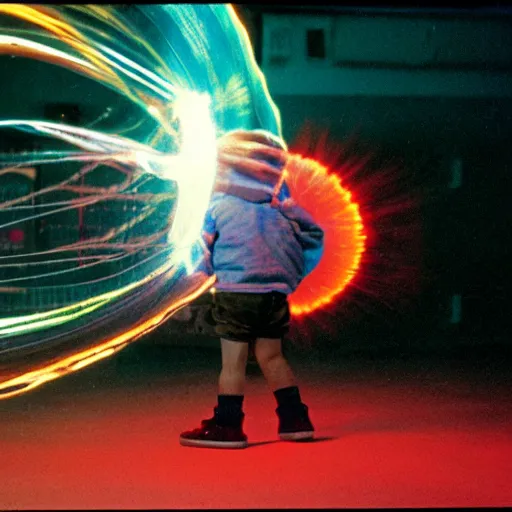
[249,436,336,448]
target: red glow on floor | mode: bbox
[1,354,510,509]
[287,154,366,317]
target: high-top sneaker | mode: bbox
[276,403,314,441]
[180,409,248,449]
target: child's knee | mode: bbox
[254,338,283,367]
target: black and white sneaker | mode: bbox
[276,403,315,441]
[180,414,248,449]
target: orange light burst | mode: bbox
[286,154,366,317]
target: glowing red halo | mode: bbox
[286,153,366,317]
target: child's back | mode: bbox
[207,193,306,294]
[205,177,323,298]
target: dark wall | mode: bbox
[274,95,512,150]
[274,94,512,344]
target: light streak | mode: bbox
[287,154,366,316]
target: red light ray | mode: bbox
[287,154,366,317]
[286,124,424,345]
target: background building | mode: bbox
[238,5,512,349]
[1,5,511,352]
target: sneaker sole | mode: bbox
[180,437,248,449]
[279,431,314,441]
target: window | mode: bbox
[268,27,292,63]
[306,29,326,59]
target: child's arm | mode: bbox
[279,199,325,277]
[202,208,217,253]
[188,207,216,277]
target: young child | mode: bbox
[180,129,324,449]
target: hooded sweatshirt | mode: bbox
[203,133,324,295]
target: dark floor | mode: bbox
[1,341,511,509]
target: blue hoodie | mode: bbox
[202,147,324,295]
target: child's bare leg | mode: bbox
[254,337,296,391]
[219,338,249,395]
[254,337,313,439]
[179,338,249,446]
